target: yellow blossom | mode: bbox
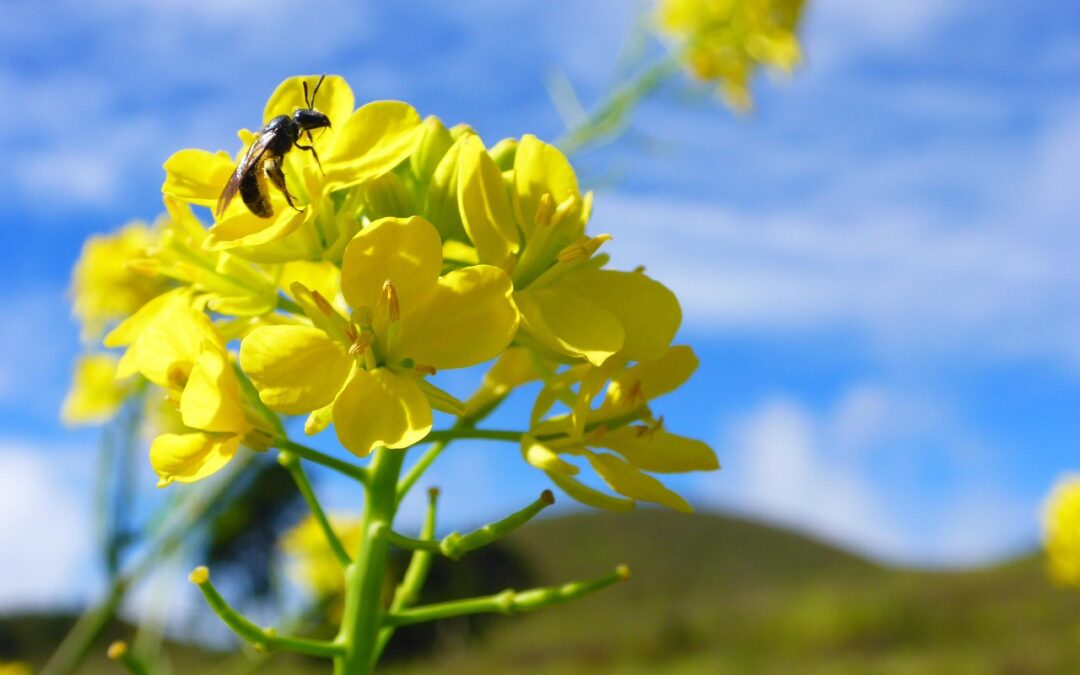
[240,215,519,457]
[521,346,716,512]
[0,663,32,675]
[105,296,262,486]
[656,0,805,110]
[1043,474,1080,586]
[70,220,169,340]
[61,353,132,426]
[163,75,423,262]
[457,134,681,366]
[281,513,361,599]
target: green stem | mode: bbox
[422,428,523,444]
[385,565,630,627]
[395,440,447,504]
[374,488,440,659]
[190,567,343,658]
[335,447,406,675]
[279,451,351,567]
[380,490,554,560]
[277,438,368,484]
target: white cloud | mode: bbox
[697,385,1034,566]
[0,441,97,609]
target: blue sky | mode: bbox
[2,0,1080,610]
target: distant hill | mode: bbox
[6,510,1080,674]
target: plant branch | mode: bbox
[385,565,630,627]
[277,438,368,484]
[279,451,351,567]
[189,566,344,658]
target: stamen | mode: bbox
[534,193,555,227]
[414,363,437,377]
[557,234,612,263]
[551,194,579,226]
[379,280,400,323]
[348,330,375,356]
[311,290,335,316]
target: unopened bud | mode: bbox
[188,566,210,585]
[616,564,631,581]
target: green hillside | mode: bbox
[8,510,1080,674]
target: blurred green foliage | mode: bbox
[6,510,1080,674]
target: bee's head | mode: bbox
[294,108,331,132]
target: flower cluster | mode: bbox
[655,0,805,109]
[66,74,716,511]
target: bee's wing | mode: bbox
[215,132,275,218]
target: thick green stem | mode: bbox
[385,565,630,627]
[374,487,440,659]
[335,448,406,675]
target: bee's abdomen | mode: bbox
[240,164,274,219]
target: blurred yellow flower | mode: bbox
[241,215,518,457]
[0,663,32,675]
[163,75,423,262]
[70,221,168,340]
[281,513,361,599]
[656,0,805,110]
[61,353,131,426]
[1043,474,1080,586]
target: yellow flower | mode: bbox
[70,220,169,340]
[0,663,32,675]
[240,215,519,457]
[655,0,805,110]
[162,75,423,262]
[281,513,361,599]
[61,353,132,426]
[522,346,717,512]
[105,296,261,486]
[1043,474,1080,586]
[457,134,681,366]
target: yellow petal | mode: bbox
[151,432,240,487]
[558,268,681,362]
[263,74,355,131]
[593,427,717,473]
[585,451,692,512]
[521,436,580,475]
[278,260,342,306]
[514,287,624,366]
[323,101,422,191]
[180,341,251,434]
[547,470,636,512]
[457,135,519,270]
[340,216,442,314]
[131,303,221,388]
[332,369,433,457]
[392,265,518,370]
[61,354,128,426]
[513,134,583,240]
[103,288,188,349]
[240,325,352,415]
[206,207,309,249]
[162,149,235,207]
[602,345,699,413]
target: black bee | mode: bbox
[216,75,332,219]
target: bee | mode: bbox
[216,75,332,219]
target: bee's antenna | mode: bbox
[310,74,326,108]
[303,80,311,109]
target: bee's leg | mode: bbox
[295,141,323,174]
[264,157,302,212]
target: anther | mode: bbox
[311,290,334,316]
[348,330,375,356]
[551,194,579,225]
[414,363,436,376]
